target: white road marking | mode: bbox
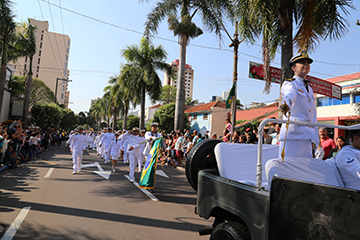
[44,168,54,178]
[1,207,31,240]
[81,163,99,168]
[94,171,111,180]
[124,175,159,201]
[95,162,104,172]
[156,170,169,178]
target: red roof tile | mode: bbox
[149,104,162,109]
[325,72,360,83]
[236,103,279,121]
[185,101,226,113]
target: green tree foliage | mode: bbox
[77,111,87,126]
[60,108,78,131]
[127,114,140,130]
[30,102,61,129]
[159,85,177,104]
[185,97,199,107]
[10,76,54,107]
[153,103,190,133]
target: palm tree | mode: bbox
[0,0,16,114]
[121,37,173,129]
[17,19,37,125]
[233,0,354,92]
[142,0,233,131]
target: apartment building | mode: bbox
[12,18,71,107]
[163,59,194,99]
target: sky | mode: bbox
[13,0,360,114]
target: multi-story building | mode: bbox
[164,59,194,100]
[12,18,71,107]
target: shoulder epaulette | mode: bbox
[284,78,295,82]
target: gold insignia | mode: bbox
[298,89,304,93]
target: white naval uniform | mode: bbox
[138,135,146,171]
[101,132,115,163]
[109,138,122,160]
[334,145,360,190]
[126,133,143,180]
[67,133,87,172]
[119,133,129,163]
[95,134,101,155]
[98,132,106,158]
[143,131,162,157]
[278,75,319,158]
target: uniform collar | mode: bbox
[293,75,306,86]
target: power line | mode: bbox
[47,0,64,69]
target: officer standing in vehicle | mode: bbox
[278,52,319,158]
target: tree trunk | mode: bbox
[107,116,110,127]
[279,0,293,119]
[22,56,33,127]
[112,107,117,130]
[174,33,187,131]
[123,106,128,130]
[0,36,8,115]
[139,85,146,129]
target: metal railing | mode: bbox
[256,119,359,187]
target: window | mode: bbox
[67,40,70,46]
[64,62,67,69]
[37,66,39,72]
[40,42,42,49]
[203,114,208,120]
[36,74,38,78]
[25,57,27,63]
[65,55,68,62]
[317,94,351,107]
[39,50,41,56]
[354,95,360,103]
[66,47,69,54]
[63,70,66,76]
[61,93,64,99]
[62,85,65,91]
[38,58,40,64]
[193,115,197,120]
[41,35,43,41]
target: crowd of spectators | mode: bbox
[0,118,68,169]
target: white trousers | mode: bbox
[123,149,128,163]
[101,145,105,158]
[129,153,137,179]
[278,139,312,159]
[72,149,83,171]
[104,145,111,162]
[138,153,144,171]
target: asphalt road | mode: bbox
[0,145,213,240]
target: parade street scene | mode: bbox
[1,0,360,239]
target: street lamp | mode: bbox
[55,78,72,103]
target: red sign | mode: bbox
[249,61,342,100]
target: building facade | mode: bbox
[185,101,230,137]
[12,18,71,107]
[164,59,194,100]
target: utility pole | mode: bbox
[357,19,360,26]
[55,78,72,104]
[229,22,239,135]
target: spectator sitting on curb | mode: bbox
[3,145,20,169]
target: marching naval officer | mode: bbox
[67,126,87,174]
[100,127,115,163]
[278,52,319,158]
[127,128,143,182]
[143,122,162,157]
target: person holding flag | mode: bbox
[140,122,162,192]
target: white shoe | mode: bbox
[72,171,76,175]
[112,168,115,172]
[76,169,80,173]
[138,169,142,172]
[130,178,134,183]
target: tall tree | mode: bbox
[233,0,354,95]
[121,37,173,129]
[142,0,233,130]
[17,19,37,125]
[159,85,177,104]
[0,0,16,114]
